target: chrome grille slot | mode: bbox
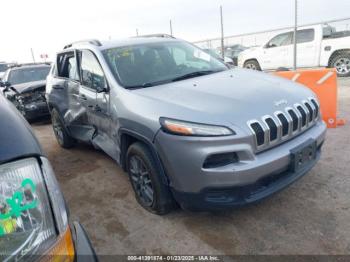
[304,102,313,122]
[264,117,278,141]
[310,99,319,119]
[277,113,289,137]
[250,122,265,146]
[297,105,307,127]
[248,99,319,151]
[288,109,299,131]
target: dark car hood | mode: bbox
[12,80,46,94]
[0,94,42,163]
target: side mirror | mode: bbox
[96,85,108,93]
[96,81,109,93]
[265,43,277,49]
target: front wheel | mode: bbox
[126,142,175,215]
[51,108,76,148]
[330,52,350,77]
[243,60,261,71]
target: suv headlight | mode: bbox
[0,157,74,262]
[160,117,235,136]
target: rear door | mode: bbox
[284,29,317,68]
[296,29,317,68]
[55,50,96,141]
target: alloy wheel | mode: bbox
[334,57,350,75]
[129,155,154,206]
[245,63,257,70]
[52,115,64,143]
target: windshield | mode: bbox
[0,64,8,73]
[7,66,50,85]
[103,41,228,88]
[203,49,222,60]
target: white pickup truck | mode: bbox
[238,25,350,76]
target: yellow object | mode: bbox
[0,218,17,234]
[40,228,75,262]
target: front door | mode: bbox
[79,50,116,160]
[261,31,293,70]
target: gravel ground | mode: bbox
[32,78,350,256]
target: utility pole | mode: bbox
[170,20,173,36]
[293,0,298,70]
[220,6,225,59]
[30,48,36,63]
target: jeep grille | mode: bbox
[248,98,320,150]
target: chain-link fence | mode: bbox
[193,17,350,50]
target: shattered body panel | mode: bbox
[3,80,50,120]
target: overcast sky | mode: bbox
[1,0,349,63]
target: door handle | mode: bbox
[79,94,87,100]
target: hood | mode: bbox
[131,68,316,130]
[11,80,46,94]
[0,95,42,163]
[239,46,262,58]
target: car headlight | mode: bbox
[160,117,235,136]
[0,157,74,262]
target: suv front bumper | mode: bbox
[154,120,326,210]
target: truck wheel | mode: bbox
[51,109,76,148]
[330,52,350,77]
[244,60,261,71]
[126,142,175,215]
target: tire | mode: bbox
[244,59,261,71]
[126,142,175,215]
[51,108,76,148]
[330,52,350,77]
[276,67,290,72]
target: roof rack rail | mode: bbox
[136,34,176,39]
[9,62,51,68]
[63,39,102,49]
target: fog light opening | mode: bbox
[203,152,238,169]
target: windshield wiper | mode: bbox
[171,70,222,82]
[125,83,154,89]
[125,79,172,89]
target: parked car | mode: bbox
[47,37,326,214]
[1,63,51,120]
[238,25,350,76]
[223,44,248,66]
[203,48,234,66]
[0,94,97,261]
[0,62,12,80]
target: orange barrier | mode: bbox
[274,68,345,128]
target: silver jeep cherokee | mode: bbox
[46,36,326,214]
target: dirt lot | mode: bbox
[32,78,350,255]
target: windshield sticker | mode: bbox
[0,178,38,236]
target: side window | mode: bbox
[80,50,106,91]
[67,57,78,81]
[267,32,292,48]
[296,29,315,44]
[56,52,79,81]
